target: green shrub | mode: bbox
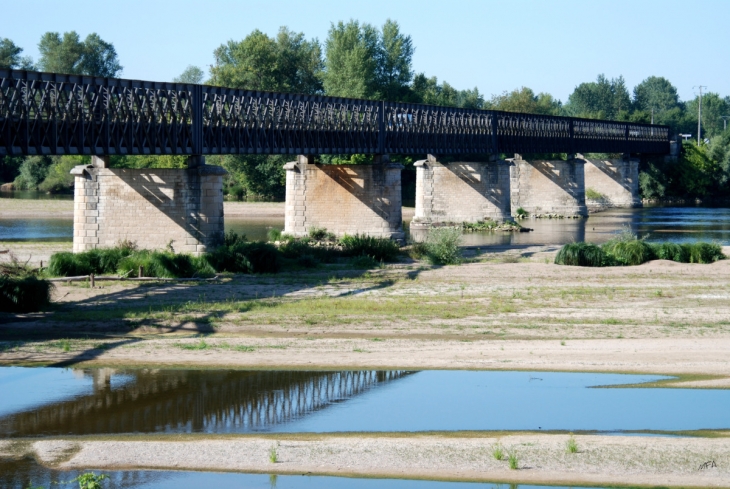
[339,234,400,262]
[602,239,655,266]
[0,276,54,313]
[515,207,529,218]
[308,227,329,241]
[423,227,462,265]
[652,242,688,262]
[585,188,606,200]
[47,248,133,277]
[117,251,215,278]
[349,254,380,269]
[683,242,725,263]
[554,242,610,267]
[297,253,320,268]
[267,228,282,242]
[206,241,281,274]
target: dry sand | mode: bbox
[4,433,728,487]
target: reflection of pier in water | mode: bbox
[0,369,412,437]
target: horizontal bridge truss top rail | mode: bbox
[0,69,671,157]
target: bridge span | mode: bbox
[0,70,672,249]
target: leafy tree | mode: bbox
[322,20,380,98]
[0,38,22,69]
[80,33,122,77]
[565,74,631,120]
[173,65,205,84]
[210,27,322,94]
[37,31,121,77]
[17,156,51,189]
[411,74,484,108]
[685,92,729,139]
[376,19,414,101]
[633,76,680,116]
[487,87,561,115]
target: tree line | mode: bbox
[1,21,729,201]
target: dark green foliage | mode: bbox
[653,242,688,262]
[296,254,320,268]
[339,234,400,262]
[117,251,215,278]
[47,248,133,276]
[267,228,282,242]
[0,276,53,313]
[277,238,339,263]
[308,227,329,241]
[554,243,610,267]
[421,227,462,265]
[349,254,379,269]
[602,239,655,266]
[556,240,725,267]
[682,242,725,263]
[205,233,281,274]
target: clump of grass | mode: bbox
[566,433,578,453]
[205,232,280,274]
[491,443,505,461]
[267,228,282,242]
[652,242,687,262]
[47,247,133,276]
[603,239,655,266]
[508,451,519,470]
[269,445,278,463]
[308,227,326,240]
[585,188,606,200]
[233,345,256,352]
[554,242,609,267]
[118,251,215,278]
[462,220,499,232]
[70,472,108,489]
[683,242,724,263]
[0,276,54,313]
[349,254,380,269]
[515,207,529,218]
[421,227,462,265]
[339,234,400,262]
[296,254,320,269]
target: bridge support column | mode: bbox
[509,155,587,217]
[71,156,226,255]
[413,155,510,227]
[583,154,641,211]
[284,155,404,241]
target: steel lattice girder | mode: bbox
[0,69,670,157]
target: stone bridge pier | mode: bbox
[72,156,226,255]
[583,154,641,211]
[284,155,404,241]
[413,154,511,227]
[509,155,588,217]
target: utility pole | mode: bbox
[722,116,730,132]
[693,85,707,145]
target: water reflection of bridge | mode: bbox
[0,369,412,437]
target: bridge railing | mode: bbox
[1,69,670,157]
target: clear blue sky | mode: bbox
[3,0,728,103]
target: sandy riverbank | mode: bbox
[4,433,729,487]
[2,257,730,385]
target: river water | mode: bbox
[1,193,730,246]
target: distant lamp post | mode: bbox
[679,134,692,141]
[721,116,730,132]
[693,85,707,145]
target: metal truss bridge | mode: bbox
[1,69,671,158]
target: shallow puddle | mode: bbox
[1,368,728,437]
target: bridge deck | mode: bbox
[1,70,670,157]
